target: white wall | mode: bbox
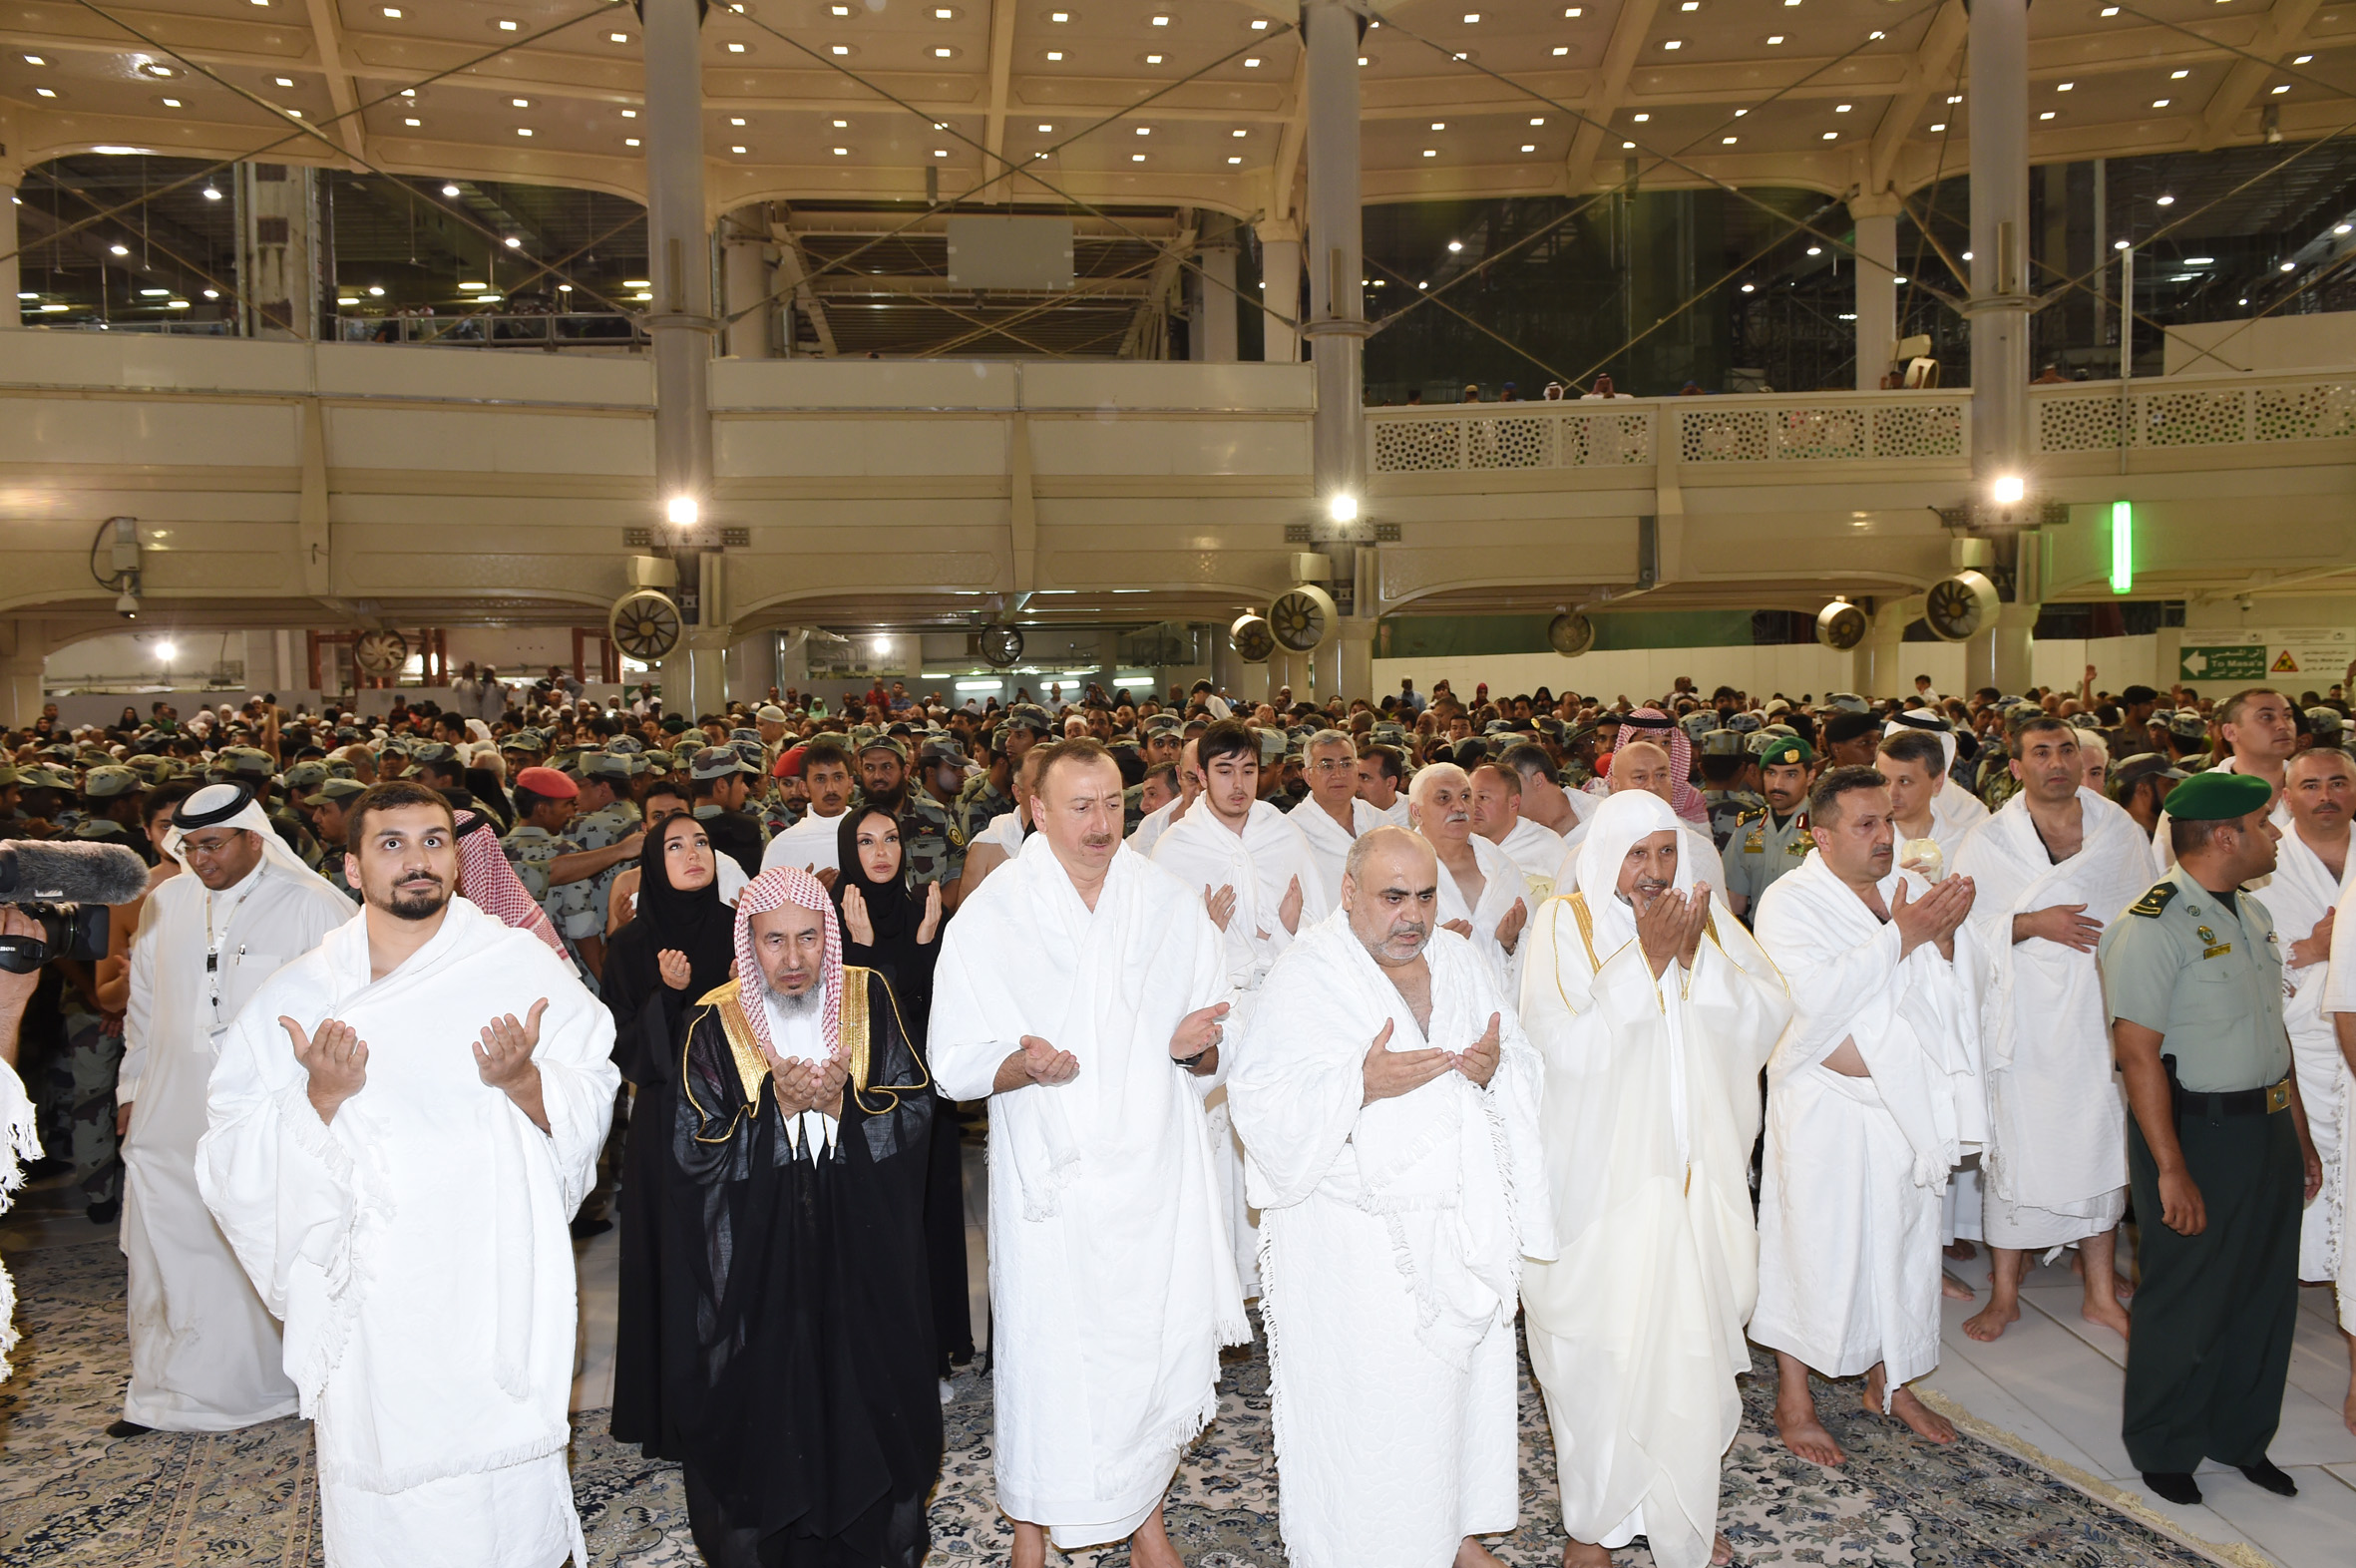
[2164,312,2356,376]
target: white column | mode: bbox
[0,620,46,728]
[1198,218,1238,363]
[1302,0,1366,516]
[1850,194,1900,391]
[0,170,20,329]
[722,207,773,359]
[1257,218,1301,363]
[643,0,716,517]
[1968,0,2030,481]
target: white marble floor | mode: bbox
[1921,1247,2356,1568]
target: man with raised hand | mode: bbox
[929,739,1244,1568]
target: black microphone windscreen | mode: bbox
[0,840,153,906]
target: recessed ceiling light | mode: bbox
[442,183,461,195]
[110,243,129,255]
[1047,50,1064,60]
[1530,117,1545,126]
[1431,121,1445,130]
[830,3,848,12]
[624,137,640,146]
[1930,122,1945,131]
[1049,9,1067,19]
[2273,83,2291,93]
[1622,140,1636,148]
[1632,112,1650,122]
[1664,39,1682,49]
[728,41,748,51]
[936,5,953,14]
[516,127,531,135]
[1835,103,1851,112]
[833,43,851,54]
[162,97,182,107]
[2039,110,2055,119]
[1422,148,1437,157]
[497,17,518,29]
[1767,34,1783,43]
[1136,126,1151,135]
[1152,13,1170,23]
[1145,52,1162,62]
[833,146,849,155]
[404,116,420,126]
[1464,10,1481,19]
[1552,45,1569,54]
[1566,5,1582,13]
[933,148,948,156]
[730,117,746,126]
[1822,130,1837,139]
[935,46,954,56]
[1131,152,1146,161]
[1681,1,1697,9]
[401,88,415,97]
[1742,282,1756,291]
[834,118,849,127]
[1227,154,1243,164]
[2157,194,2175,203]
[622,109,637,118]
[287,109,302,117]
[1447,239,1463,251]
[2282,260,2297,271]
[513,98,530,108]
[2153,98,2169,107]
[1722,135,1737,143]
[24,53,45,64]
[2058,81,2074,91]
[276,76,295,87]
[1806,245,1821,255]
[611,31,628,42]
[731,145,748,154]
[1244,55,1261,66]
[2171,68,2189,78]
[35,84,57,96]
[2186,256,2214,264]
[1232,127,1246,136]
[504,235,522,248]
[381,5,400,15]
[1521,143,1536,152]
[202,186,222,198]
[1947,94,1962,104]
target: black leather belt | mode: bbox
[2170,1075,2292,1123]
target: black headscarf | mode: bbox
[631,812,736,999]
[831,802,939,1023]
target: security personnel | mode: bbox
[957,727,1024,845]
[1721,734,1815,922]
[905,737,968,893]
[301,777,369,902]
[2098,771,2317,1508]
[557,753,642,975]
[502,764,579,905]
[854,732,913,811]
[80,765,153,864]
[1696,728,1762,850]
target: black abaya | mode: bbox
[603,825,736,1459]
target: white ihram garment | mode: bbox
[928,837,1247,1550]
[0,1056,38,1381]
[1951,789,2150,1249]
[1519,793,1790,1568]
[121,850,355,1429]
[197,897,617,1568]
[1229,914,1552,1568]
[1151,800,1331,1297]
[1289,795,1384,906]
[1751,856,1984,1400]
[2285,829,2356,1292]
[1555,819,1728,905]
[1492,816,1570,901]
[1426,830,1532,993]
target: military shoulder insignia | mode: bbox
[1737,807,1766,825]
[2129,881,2177,919]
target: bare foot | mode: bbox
[1011,1520,1047,1568]
[1561,1539,1614,1568]
[1888,1385,1958,1444]
[1128,1506,1184,1568]
[1712,1533,1736,1565]
[1942,1273,1975,1301]
[1944,1239,1978,1262]
[1775,1398,1845,1466]
[1963,1296,2020,1342]
[2082,1293,2132,1339]
[1458,1537,1507,1568]
[2068,1247,2136,1306]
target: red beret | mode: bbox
[773,743,808,779]
[515,765,579,798]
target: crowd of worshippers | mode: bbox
[0,658,2352,1568]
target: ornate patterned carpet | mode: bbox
[0,1239,2226,1568]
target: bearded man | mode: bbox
[198,780,618,1568]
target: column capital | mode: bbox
[1255,218,1302,246]
[1847,188,1905,220]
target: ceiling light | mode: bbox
[2058,82,2074,91]
[1422,148,1437,157]
[1894,275,1908,284]
[34,87,55,97]
[1947,94,1962,104]
[2282,260,2297,271]
[143,62,171,76]
[1991,474,2025,506]
[202,186,221,199]
[610,31,627,41]
[497,18,518,29]
[1822,130,1838,138]
[623,279,650,288]
[1835,103,1851,112]
[2171,69,2188,78]
[624,137,640,146]
[513,97,530,108]
[1633,112,1650,122]
[622,109,637,118]
[1253,17,1269,28]
[1464,10,1481,19]
[730,117,746,126]
[441,182,461,196]
[2039,110,2055,119]
[935,4,952,14]
[275,77,294,87]
[203,288,219,297]
[1521,143,1536,152]
[286,109,302,117]
[1145,52,1163,62]
[1566,5,1582,12]
[833,146,849,155]
[932,148,947,156]
[336,295,360,306]
[1131,152,1146,161]
[1930,122,1945,131]
[1530,117,1546,126]
[22,53,43,65]
[729,41,748,51]
[2185,256,2213,264]
[1152,12,1170,22]
[516,127,531,135]
[1722,135,1737,144]
[1447,239,1463,251]
[1741,282,1756,292]
[110,243,130,255]
[162,97,182,107]
[1664,39,1682,49]
[1961,249,1973,260]
[2273,83,2291,93]
[1228,155,1243,164]
[2101,4,2118,12]
[1767,34,1783,43]
[2157,194,2175,204]
[1735,108,1747,116]
[2337,223,2353,234]
[1553,45,1569,54]
[1623,139,1636,147]
[403,116,420,126]
[504,235,522,248]
[1047,50,1064,60]
[382,4,400,14]
[2115,238,2130,249]
[1050,9,1067,19]
[731,145,748,154]
[2153,98,2169,107]
[1681,1,1698,9]
[140,287,169,297]
[831,3,849,11]
[935,46,953,56]
[1806,245,1822,255]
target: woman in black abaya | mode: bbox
[830,800,973,1376]
[602,810,735,1457]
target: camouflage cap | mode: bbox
[1727,710,1764,734]
[1141,713,1183,737]
[606,734,645,755]
[859,734,911,762]
[1820,692,1870,715]
[17,766,76,792]
[1700,728,1744,757]
[82,764,143,800]
[2168,709,2210,742]
[580,751,635,783]
[500,728,546,755]
[689,746,757,781]
[302,777,370,808]
[408,741,459,767]
[282,761,330,794]
[2306,706,2345,739]
[1001,705,1055,738]
[1679,711,1717,744]
[71,817,134,844]
[217,746,277,780]
[1257,727,1287,760]
[919,737,966,765]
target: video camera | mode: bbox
[0,839,151,974]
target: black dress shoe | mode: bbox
[105,1419,153,1438]
[86,1199,120,1225]
[569,1217,613,1240]
[2239,1459,2298,1496]
[2142,1471,2201,1505]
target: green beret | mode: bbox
[1758,736,1816,768]
[2163,770,2272,822]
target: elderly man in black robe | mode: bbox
[663,863,940,1568]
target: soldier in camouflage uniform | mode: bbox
[959,706,1049,843]
[502,766,578,907]
[301,777,369,902]
[556,753,643,978]
[903,737,968,892]
[217,746,324,869]
[53,818,134,1220]
[80,766,154,865]
[1697,729,1766,851]
[16,765,80,834]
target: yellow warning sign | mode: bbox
[2272,649,2300,673]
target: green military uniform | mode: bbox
[1721,806,1811,907]
[1702,786,1765,851]
[2098,809,2303,1487]
[502,821,565,906]
[553,756,640,942]
[302,778,368,902]
[957,770,1016,846]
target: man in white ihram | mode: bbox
[1288,728,1385,901]
[1751,765,1983,1466]
[929,738,1244,1568]
[198,780,618,1568]
[1150,717,1327,1294]
[1229,825,1552,1568]
[1519,791,1791,1568]
[1950,716,2148,1344]
[114,781,355,1437]
[1410,762,1529,989]
[1554,741,1727,905]
[2283,747,2356,1431]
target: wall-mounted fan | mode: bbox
[608,589,683,660]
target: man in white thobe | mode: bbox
[1555,742,1727,905]
[197,781,617,1568]
[1128,737,1202,857]
[2155,686,2295,869]
[1229,826,1553,1568]
[1503,739,1590,838]
[1411,763,1530,992]
[930,738,1245,1568]
[1471,761,1567,903]
[1152,718,1329,1295]
[1882,713,1989,852]
[1950,716,2149,1343]
[2284,748,2356,1432]
[1290,728,1384,903]
[1359,746,1412,827]
[116,782,355,1436]
[1521,793,1791,1568]
[1752,765,1983,1465]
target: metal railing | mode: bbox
[336,311,648,350]
[1364,372,2356,473]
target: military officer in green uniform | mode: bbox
[904,737,967,895]
[1697,728,1764,850]
[1722,734,1815,923]
[302,777,369,901]
[2098,771,2320,1508]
